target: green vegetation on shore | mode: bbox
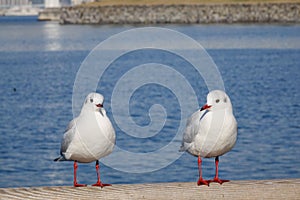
[84,0,300,6]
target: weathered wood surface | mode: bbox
[1,179,300,200]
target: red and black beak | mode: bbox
[96,104,103,108]
[200,104,211,111]
[97,104,104,116]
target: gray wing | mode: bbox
[54,118,76,161]
[180,110,205,151]
[60,118,76,154]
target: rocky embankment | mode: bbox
[41,3,300,24]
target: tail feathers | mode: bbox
[179,142,191,152]
[179,146,186,152]
[54,156,66,162]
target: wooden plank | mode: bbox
[1,179,300,200]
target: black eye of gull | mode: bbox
[216,99,220,103]
[90,98,93,103]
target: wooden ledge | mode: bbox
[1,179,300,200]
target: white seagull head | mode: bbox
[83,93,105,114]
[200,90,233,112]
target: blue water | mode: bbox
[0,16,300,188]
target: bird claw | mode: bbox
[197,178,210,186]
[92,181,112,187]
[74,182,87,187]
[209,178,229,184]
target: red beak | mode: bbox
[96,104,103,108]
[200,104,211,111]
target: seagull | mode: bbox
[54,92,116,187]
[180,90,237,186]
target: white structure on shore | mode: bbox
[0,0,96,16]
[44,0,60,8]
[0,0,43,16]
[71,0,94,6]
[0,0,31,7]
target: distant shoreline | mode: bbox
[38,2,300,24]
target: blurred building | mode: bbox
[44,0,59,8]
[0,0,44,15]
[0,0,31,7]
[0,0,44,7]
[71,0,95,6]
[0,0,95,8]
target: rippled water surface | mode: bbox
[0,16,299,187]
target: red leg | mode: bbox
[73,161,87,187]
[197,156,209,186]
[209,156,229,184]
[92,160,111,187]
